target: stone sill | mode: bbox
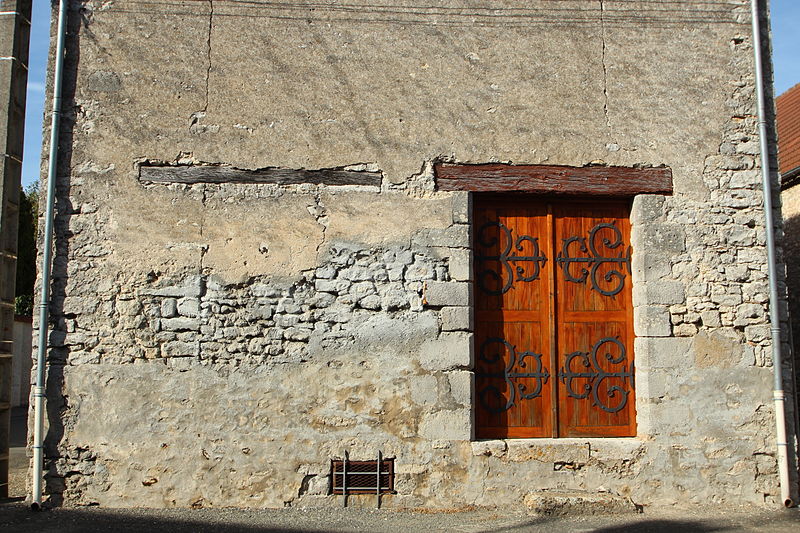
[471,437,646,462]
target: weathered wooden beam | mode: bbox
[139,164,382,187]
[435,163,673,196]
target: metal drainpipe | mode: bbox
[31,0,68,511]
[750,0,795,508]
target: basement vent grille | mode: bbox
[331,451,394,507]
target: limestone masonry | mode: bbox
[32,0,797,509]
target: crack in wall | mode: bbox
[196,184,209,272]
[204,1,214,112]
[599,0,611,130]
[310,192,329,261]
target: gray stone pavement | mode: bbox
[8,406,27,503]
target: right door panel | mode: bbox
[554,202,636,437]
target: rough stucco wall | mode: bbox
[31,0,794,509]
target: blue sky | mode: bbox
[21,0,50,189]
[18,0,800,188]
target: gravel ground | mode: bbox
[0,501,798,533]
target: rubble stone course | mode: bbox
[60,244,453,368]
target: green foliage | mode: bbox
[15,181,39,316]
[15,294,33,317]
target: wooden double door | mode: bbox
[473,196,636,438]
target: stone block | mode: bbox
[633,369,668,401]
[252,303,274,319]
[160,317,200,331]
[177,298,200,317]
[630,194,665,225]
[710,289,743,307]
[505,441,590,463]
[166,357,195,370]
[395,250,414,265]
[420,332,473,371]
[412,225,470,248]
[304,475,329,496]
[634,336,693,369]
[144,275,204,298]
[694,329,743,368]
[447,371,472,406]
[419,409,471,440]
[630,252,672,282]
[162,340,200,357]
[744,325,770,343]
[633,305,671,337]
[424,281,470,307]
[358,295,381,310]
[448,248,472,281]
[633,280,685,306]
[524,490,640,516]
[314,279,350,293]
[673,323,697,336]
[632,223,686,255]
[471,440,508,457]
[405,259,435,281]
[700,310,721,327]
[315,265,336,279]
[714,155,753,170]
[451,191,471,224]
[410,374,438,406]
[161,298,177,318]
[68,351,101,365]
[734,303,764,326]
[116,299,143,316]
[62,296,100,315]
[440,306,472,331]
[727,226,755,246]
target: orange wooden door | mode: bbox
[554,202,636,437]
[474,197,554,438]
[473,196,635,439]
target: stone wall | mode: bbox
[32,0,795,509]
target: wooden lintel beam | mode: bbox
[139,165,382,187]
[434,163,673,196]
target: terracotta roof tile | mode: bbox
[777,82,800,178]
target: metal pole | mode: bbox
[342,450,348,508]
[750,0,795,508]
[376,450,381,509]
[31,0,68,511]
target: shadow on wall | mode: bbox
[34,1,84,509]
[784,213,800,422]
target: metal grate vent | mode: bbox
[331,451,394,507]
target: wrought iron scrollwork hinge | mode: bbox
[555,222,632,297]
[476,337,550,413]
[558,337,634,413]
[474,221,547,295]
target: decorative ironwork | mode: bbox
[476,338,550,413]
[475,221,547,295]
[558,337,634,413]
[556,222,631,296]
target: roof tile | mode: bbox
[778,82,800,177]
